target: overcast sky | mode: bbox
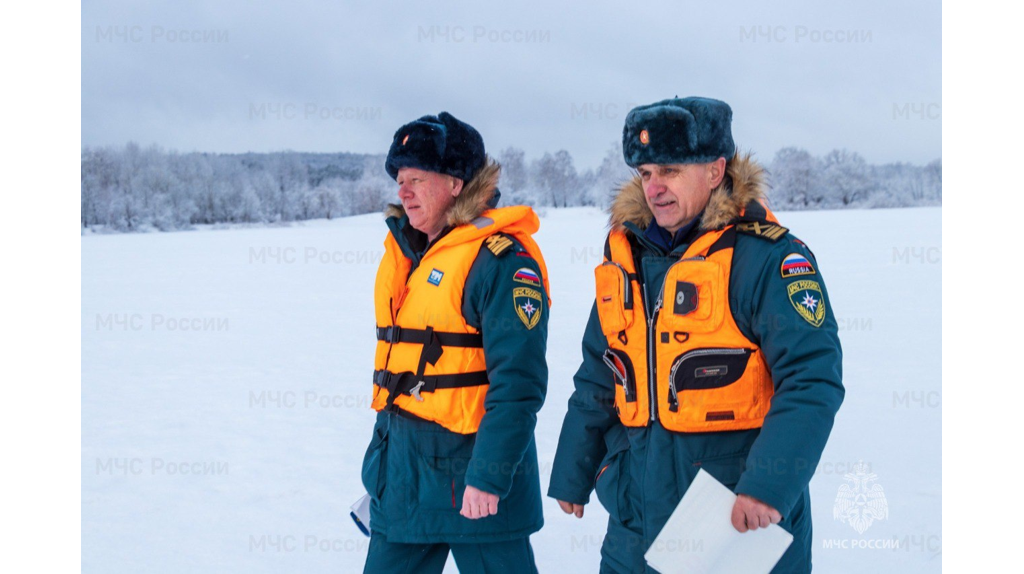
[82,0,940,169]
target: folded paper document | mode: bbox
[645,469,793,574]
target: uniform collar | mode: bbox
[386,189,503,262]
[386,215,456,263]
[641,213,704,254]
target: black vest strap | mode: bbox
[680,224,739,260]
[376,326,483,348]
[693,199,775,259]
[374,369,490,407]
[377,322,485,406]
[705,226,738,257]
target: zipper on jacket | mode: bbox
[667,348,749,409]
[646,282,661,423]
[643,280,659,423]
[646,254,707,422]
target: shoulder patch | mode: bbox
[736,221,788,242]
[513,286,543,329]
[484,234,514,257]
[787,279,826,327]
[513,267,542,287]
[780,253,816,278]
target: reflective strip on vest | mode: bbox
[594,216,775,433]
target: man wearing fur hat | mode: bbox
[361,112,550,573]
[549,97,844,572]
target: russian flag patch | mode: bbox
[513,267,541,287]
[780,253,815,278]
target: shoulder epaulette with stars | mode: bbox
[484,234,515,257]
[735,221,789,242]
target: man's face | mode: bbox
[396,167,462,240]
[637,159,724,234]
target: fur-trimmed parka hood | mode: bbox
[608,152,767,232]
[384,158,501,227]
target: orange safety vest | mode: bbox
[372,206,551,434]
[594,204,779,433]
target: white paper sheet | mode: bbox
[644,469,793,574]
[350,493,371,537]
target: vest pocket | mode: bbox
[659,259,726,334]
[602,348,639,422]
[595,262,634,336]
[667,348,754,419]
[602,349,637,402]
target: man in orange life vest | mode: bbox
[361,112,550,573]
[548,97,844,572]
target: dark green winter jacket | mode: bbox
[361,170,548,544]
[547,155,844,572]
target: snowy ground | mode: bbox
[82,206,941,573]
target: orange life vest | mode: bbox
[372,206,550,434]
[594,204,779,432]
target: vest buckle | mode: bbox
[374,370,393,389]
[384,325,402,343]
[410,380,425,402]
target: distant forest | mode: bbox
[81,143,941,233]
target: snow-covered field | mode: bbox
[82,206,941,573]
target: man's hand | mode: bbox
[557,500,585,518]
[731,494,782,532]
[461,485,499,519]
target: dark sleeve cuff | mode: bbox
[465,459,515,499]
[734,477,794,520]
[546,485,591,506]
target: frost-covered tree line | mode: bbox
[767,147,941,209]
[500,145,942,211]
[81,142,940,232]
[81,143,392,232]
[496,144,634,209]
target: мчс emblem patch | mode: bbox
[787,280,826,327]
[780,253,816,278]
[513,286,543,329]
[513,267,541,287]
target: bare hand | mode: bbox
[461,485,499,519]
[557,499,585,518]
[731,494,782,532]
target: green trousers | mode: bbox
[362,532,538,574]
